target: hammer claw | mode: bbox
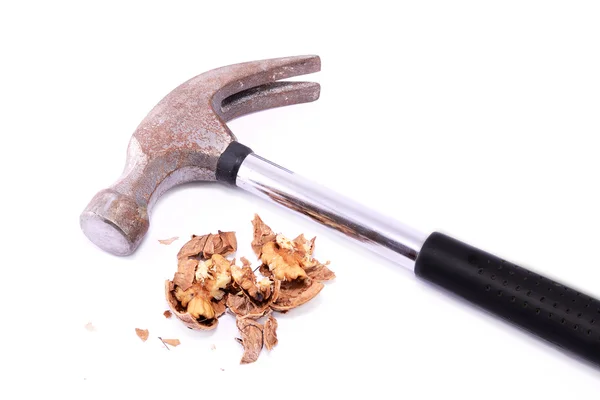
[208,55,321,105]
[220,81,320,122]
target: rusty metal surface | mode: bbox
[81,55,321,256]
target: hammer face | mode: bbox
[81,55,321,256]
[80,189,149,256]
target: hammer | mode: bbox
[81,55,600,366]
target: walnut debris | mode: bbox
[271,279,324,312]
[260,241,308,281]
[166,244,234,330]
[236,317,264,364]
[292,234,335,282]
[165,280,229,331]
[231,257,271,302]
[160,338,181,347]
[251,214,276,258]
[226,292,271,319]
[135,328,149,342]
[173,257,198,292]
[264,315,278,351]
[166,215,334,364]
[253,216,333,311]
[177,231,237,260]
[158,236,179,245]
[305,261,335,282]
[163,310,172,319]
[227,257,281,319]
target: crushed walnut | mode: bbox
[165,215,334,363]
[165,231,236,330]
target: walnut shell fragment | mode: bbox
[177,231,237,260]
[264,315,278,351]
[251,214,276,258]
[227,294,269,319]
[236,317,264,364]
[305,262,335,282]
[158,236,179,245]
[136,328,149,342]
[173,257,198,291]
[227,258,281,318]
[160,338,181,347]
[227,279,281,319]
[271,279,325,312]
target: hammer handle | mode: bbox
[415,232,600,366]
[218,142,600,366]
[222,142,427,271]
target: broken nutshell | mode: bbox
[264,314,278,351]
[236,316,264,364]
[160,338,181,347]
[165,216,334,363]
[253,216,334,312]
[166,232,236,330]
[251,214,276,258]
[177,231,237,260]
[227,257,281,319]
[271,279,325,312]
[135,328,149,342]
[158,236,179,245]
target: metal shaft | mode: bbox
[236,153,428,271]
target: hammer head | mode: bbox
[81,55,321,256]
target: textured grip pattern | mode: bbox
[415,232,600,366]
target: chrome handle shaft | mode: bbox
[235,153,428,271]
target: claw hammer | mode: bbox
[81,55,600,367]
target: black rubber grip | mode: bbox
[216,141,253,185]
[415,232,600,366]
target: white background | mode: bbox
[1,1,600,397]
